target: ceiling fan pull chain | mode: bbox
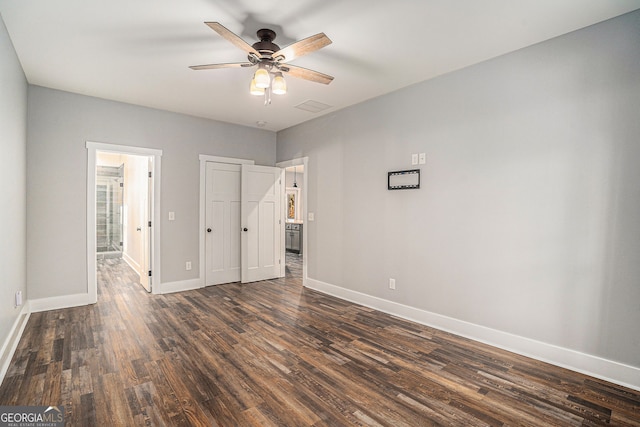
[264,87,272,106]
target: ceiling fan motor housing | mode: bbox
[252,29,280,58]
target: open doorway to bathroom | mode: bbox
[284,165,303,280]
[95,151,153,292]
[86,142,162,302]
[277,157,308,284]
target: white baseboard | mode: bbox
[0,304,31,385]
[157,278,203,294]
[305,277,640,392]
[29,292,94,313]
[122,252,141,276]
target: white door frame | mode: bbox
[86,142,163,300]
[276,157,308,285]
[199,155,254,286]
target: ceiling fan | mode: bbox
[190,22,333,101]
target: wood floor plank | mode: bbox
[0,254,639,426]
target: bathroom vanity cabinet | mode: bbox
[285,223,303,254]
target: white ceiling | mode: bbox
[1,1,639,132]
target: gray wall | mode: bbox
[277,11,640,368]
[284,169,304,188]
[27,86,276,298]
[0,16,27,348]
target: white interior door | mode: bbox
[140,157,152,292]
[205,162,242,285]
[241,165,282,283]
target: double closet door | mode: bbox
[205,162,283,285]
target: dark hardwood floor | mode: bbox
[1,254,639,426]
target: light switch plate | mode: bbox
[419,153,426,164]
[169,212,175,221]
[411,154,418,165]
[308,212,315,221]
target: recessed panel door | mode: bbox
[205,162,241,285]
[241,165,282,283]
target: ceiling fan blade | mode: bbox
[273,33,332,62]
[189,62,253,70]
[281,64,334,85]
[205,22,260,57]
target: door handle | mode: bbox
[207,228,212,233]
[243,228,248,232]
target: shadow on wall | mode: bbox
[595,91,640,367]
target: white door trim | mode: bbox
[199,155,255,287]
[86,141,163,300]
[276,157,309,285]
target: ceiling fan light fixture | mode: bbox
[254,66,270,88]
[272,72,287,95]
[190,23,334,106]
[250,78,264,95]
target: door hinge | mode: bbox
[148,270,152,277]
[120,182,124,187]
[279,219,281,224]
[148,221,152,227]
[148,171,152,178]
[279,259,281,265]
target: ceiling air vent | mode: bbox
[295,100,332,113]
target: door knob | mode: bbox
[207,228,212,233]
[243,228,248,232]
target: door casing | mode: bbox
[86,141,162,300]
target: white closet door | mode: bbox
[241,165,282,283]
[205,162,241,285]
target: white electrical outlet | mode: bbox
[169,211,175,221]
[186,261,192,271]
[308,212,315,221]
[419,153,426,164]
[389,278,396,290]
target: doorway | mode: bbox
[95,151,152,291]
[277,157,308,285]
[86,142,162,302]
[283,165,304,281]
